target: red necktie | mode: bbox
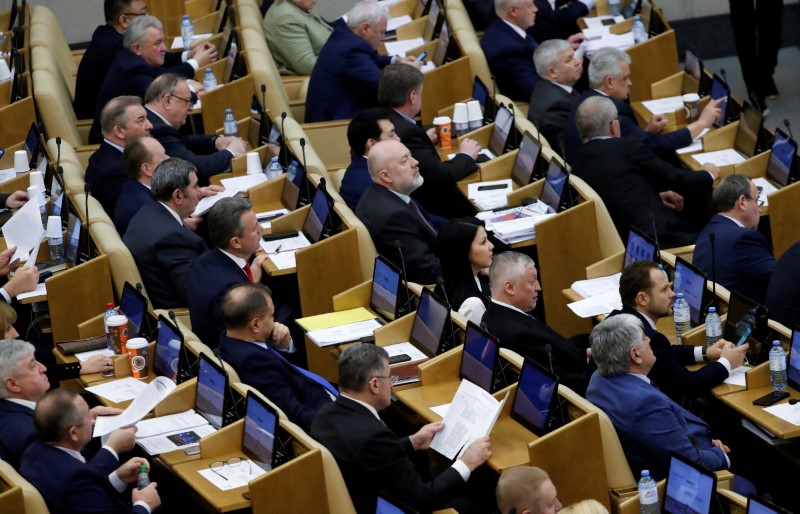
[243,264,254,283]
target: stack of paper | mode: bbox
[259,232,312,270]
[384,38,425,57]
[467,180,513,211]
[751,177,777,207]
[582,19,634,56]
[490,212,555,244]
[386,15,412,31]
[192,188,238,216]
[135,409,217,455]
[641,96,684,115]
[567,273,623,318]
[571,273,621,298]
[92,377,177,437]
[220,174,268,194]
[297,307,382,347]
[691,149,747,167]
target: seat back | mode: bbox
[0,459,50,514]
[32,66,82,147]
[30,5,76,98]
[88,221,150,304]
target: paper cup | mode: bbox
[126,337,149,379]
[14,150,28,174]
[46,216,61,238]
[245,152,262,175]
[29,171,45,192]
[107,315,129,355]
[0,60,11,81]
[453,103,469,136]
[433,116,452,149]
[466,100,483,130]
[682,93,701,123]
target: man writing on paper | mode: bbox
[311,343,491,514]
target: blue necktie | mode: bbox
[267,345,339,398]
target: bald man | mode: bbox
[496,466,562,514]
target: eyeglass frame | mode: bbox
[168,92,194,105]
[372,375,399,386]
[209,456,252,481]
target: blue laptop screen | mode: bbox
[120,284,147,338]
[625,229,656,267]
[541,161,567,212]
[460,325,498,392]
[154,319,182,382]
[673,259,705,325]
[370,257,400,321]
[766,130,796,187]
[710,77,729,126]
[243,396,278,472]
[303,187,330,243]
[409,289,448,357]
[663,456,715,514]
[511,360,557,434]
[196,356,227,429]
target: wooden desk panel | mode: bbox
[721,386,800,439]
[172,452,252,512]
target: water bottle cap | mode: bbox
[183,14,189,19]
[206,68,212,73]
[290,160,298,166]
[641,470,650,477]
[676,293,684,298]
[225,108,232,113]
[271,156,278,162]
[773,340,781,347]
[708,307,716,313]
[106,302,114,308]
[635,15,641,21]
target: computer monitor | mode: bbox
[489,105,513,157]
[154,314,194,384]
[242,391,279,472]
[64,215,81,266]
[734,101,763,157]
[624,226,657,267]
[710,74,730,127]
[540,159,569,213]
[281,158,306,209]
[747,494,793,514]
[409,288,449,358]
[120,282,148,339]
[766,128,798,188]
[24,122,40,169]
[511,131,543,187]
[673,256,707,326]
[787,329,800,391]
[370,255,402,322]
[663,453,717,514]
[472,76,488,112]
[195,353,230,429]
[684,50,702,83]
[460,321,499,393]
[723,290,769,352]
[510,358,559,436]
[432,21,449,66]
[423,0,442,41]
[302,185,333,243]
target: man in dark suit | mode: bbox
[693,174,776,304]
[378,64,480,219]
[765,242,800,328]
[562,47,723,164]
[608,261,747,404]
[310,343,491,514]
[219,283,336,431]
[572,96,718,248]
[305,1,420,123]
[586,314,731,480]
[86,96,153,215]
[527,39,583,151]
[89,15,216,143]
[20,388,159,514]
[124,158,207,309]
[481,252,590,395]
[114,136,167,235]
[356,139,442,284]
[145,74,247,184]
[528,0,592,42]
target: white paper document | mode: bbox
[198,459,266,490]
[92,377,177,437]
[387,15,413,31]
[641,96,684,115]
[429,380,509,460]
[16,283,46,301]
[3,197,45,262]
[691,148,747,167]
[256,208,290,230]
[722,366,749,386]
[467,180,513,211]
[137,424,216,455]
[85,377,150,403]
[764,402,800,426]
[267,251,297,270]
[135,410,210,438]
[384,342,429,362]
[430,403,451,418]
[0,168,16,183]
[675,128,710,155]
[75,348,115,362]
[583,25,635,56]
[567,291,622,318]
[170,34,214,49]
[260,232,311,254]
[751,177,777,207]
[307,318,383,347]
[384,38,426,57]
[571,273,622,299]
[192,188,239,216]
[134,409,217,455]
[220,174,267,193]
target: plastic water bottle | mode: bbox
[673,293,691,343]
[265,156,283,180]
[286,159,299,182]
[203,68,217,92]
[136,464,150,490]
[608,0,622,17]
[103,303,117,353]
[769,341,788,390]
[48,233,64,263]
[223,109,238,137]
[181,15,194,51]
[638,470,659,514]
[705,307,722,347]
[632,16,648,44]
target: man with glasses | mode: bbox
[144,74,247,184]
[571,96,718,248]
[693,174,776,304]
[311,343,491,514]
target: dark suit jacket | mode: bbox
[571,137,713,248]
[89,50,195,143]
[586,372,728,480]
[608,307,728,403]
[123,200,208,309]
[310,396,465,514]
[356,184,441,285]
[220,334,333,431]
[0,400,35,468]
[481,19,539,102]
[765,242,800,328]
[188,249,249,349]
[386,109,477,218]
[305,25,391,122]
[113,180,151,236]
[563,89,693,165]
[528,0,587,42]
[339,156,371,212]
[146,109,232,184]
[693,215,776,304]
[21,442,145,514]
[527,79,577,151]
[85,142,125,216]
[481,301,588,395]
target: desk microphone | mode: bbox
[394,240,414,315]
[258,84,268,146]
[508,103,519,151]
[83,183,91,260]
[785,119,794,141]
[436,276,460,351]
[299,137,311,206]
[544,343,555,375]
[280,112,288,170]
[709,232,717,310]
[55,136,61,175]
[650,212,663,265]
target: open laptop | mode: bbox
[540,159,570,213]
[280,157,307,210]
[484,105,513,160]
[242,391,280,472]
[663,452,718,514]
[710,74,732,127]
[370,255,403,322]
[460,321,500,393]
[196,353,242,430]
[731,101,764,159]
[153,314,196,385]
[747,495,793,514]
[408,287,450,358]
[510,130,544,187]
[263,182,334,245]
[763,129,799,190]
[472,76,496,124]
[624,226,658,267]
[724,290,770,361]
[119,282,148,339]
[672,256,707,327]
[510,358,559,436]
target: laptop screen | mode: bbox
[281,158,306,210]
[302,185,331,243]
[747,495,792,514]
[242,392,279,472]
[624,226,657,267]
[663,453,716,514]
[409,288,449,357]
[473,76,488,112]
[710,74,730,126]
[540,160,568,213]
[511,131,542,187]
[120,282,148,339]
[510,359,559,436]
[673,257,706,326]
[154,315,184,383]
[787,329,800,390]
[460,321,499,392]
[723,291,768,344]
[196,353,229,429]
[734,102,762,157]
[370,255,401,322]
[489,106,513,157]
[433,21,449,66]
[24,123,40,168]
[64,215,82,266]
[766,129,797,188]
[423,0,440,41]
[684,50,702,83]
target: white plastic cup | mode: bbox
[245,152,262,175]
[466,100,483,130]
[14,150,28,174]
[453,102,470,136]
[28,171,45,192]
[46,216,61,238]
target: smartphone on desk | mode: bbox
[752,390,790,406]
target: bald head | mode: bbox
[575,96,619,142]
[366,139,422,195]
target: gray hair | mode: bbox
[123,14,163,49]
[534,39,572,79]
[575,95,617,142]
[495,0,527,16]
[208,197,253,249]
[489,251,536,296]
[144,73,186,104]
[346,0,388,28]
[590,314,643,376]
[588,47,630,89]
[100,95,143,136]
[337,343,388,392]
[151,158,195,202]
[0,340,35,398]
[712,174,752,213]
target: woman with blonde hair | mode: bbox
[559,499,609,514]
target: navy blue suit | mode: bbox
[586,372,728,481]
[113,180,151,236]
[188,249,249,349]
[0,400,35,468]
[339,156,372,212]
[123,200,208,309]
[85,142,125,216]
[765,242,800,328]
[305,25,391,123]
[528,0,587,42]
[219,334,334,431]
[692,215,776,304]
[481,19,539,102]
[21,442,146,514]
[563,90,693,164]
[527,79,577,151]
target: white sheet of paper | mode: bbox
[3,196,44,262]
[567,291,622,318]
[192,188,238,216]
[641,96,684,115]
[0,168,16,183]
[387,15,413,31]
[92,377,177,437]
[135,410,210,438]
[420,61,437,73]
[137,424,216,455]
[722,366,749,386]
[74,348,115,362]
[430,403,451,418]
[307,319,383,347]
[197,459,267,490]
[763,402,800,426]
[383,342,429,362]
[751,177,777,207]
[267,251,297,270]
[170,34,214,49]
[675,128,710,154]
[691,148,747,167]
[260,232,311,254]
[85,377,150,403]
[220,174,267,193]
[15,283,46,301]
[571,273,622,299]
[383,38,426,57]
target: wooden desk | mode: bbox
[721,386,800,440]
[172,451,253,512]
